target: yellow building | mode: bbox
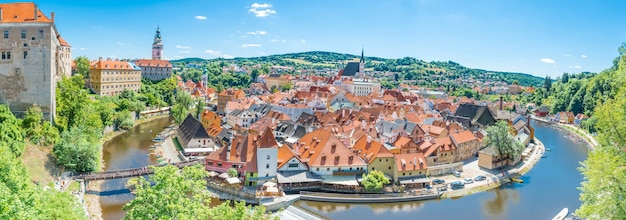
[352,136,395,180]
[89,58,142,96]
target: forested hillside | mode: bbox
[171,51,544,88]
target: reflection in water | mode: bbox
[300,200,425,215]
[100,117,172,220]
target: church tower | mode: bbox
[358,46,365,77]
[152,26,163,60]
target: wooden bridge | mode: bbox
[72,158,205,181]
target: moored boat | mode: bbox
[511,177,524,183]
[552,208,568,220]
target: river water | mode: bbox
[294,121,589,220]
[100,120,588,220]
[100,117,171,220]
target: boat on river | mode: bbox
[511,177,524,183]
[552,208,568,220]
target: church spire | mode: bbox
[152,25,163,60]
[360,45,365,63]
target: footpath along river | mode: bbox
[293,121,589,220]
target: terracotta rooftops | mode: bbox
[450,130,477,144]
[135,59,173,67]
[91,59,137,70]
[0,3,52,23]
[396,153,428,172]
[57,35,70,47]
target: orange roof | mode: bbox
[277,145,300,169]
[394,136,411,149]
[293,128,366,167]
[0,3,52,23]
[57,35,70,47]
[352,135,393,163]
[91,60,135,70]
[450,130,477,145]
[135,59,173,68]
[395,153,428,172]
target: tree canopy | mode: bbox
[484,120,524,159]
[361,170,390,191]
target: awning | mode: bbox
[398,176,430,185]
[218,172,230,179]
[322,175,359,186]
[208,171,219,177]
[276,171,324,184]
[183,147,215,153]
[226,177,241,184]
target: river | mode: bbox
[294,121,589,219]
[100,119,588,220]
[100,117,171,220]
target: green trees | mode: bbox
[21,105,59,146]
[361,170,390,191]
[208,201,275,220]
[484,120,524,159]
[123,165,212,219]
[74,56,90,78]
[53,127,99,172]
[577,49,626,220]
[227,168,238,178]
[172,91,193,124]
[0,104,84,219]
[195,98,206,119]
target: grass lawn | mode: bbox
[66,181,80,192]
[22,143,60,186]
[172,137,184,152]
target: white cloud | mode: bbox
[564,54,571,57]
[194,15,207,20]
[282,39,286,42]
[116,42,132,46]
[79,47,88,50]
[241,44,262,48]
[569,65,582,69]
[271,39,279,42]
[175,45,191,49]
[178,51,190,54]
[173,55,183,59]
[240,35,248,38]
[301,39,306,44]
[581,54,587,58]
[540,58,555,64]
[246,30,267,35]
[249,3,276,17]
[205,50,234,59]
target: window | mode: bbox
[3,31,8,39]
[23,51,27,59]
[1,52,10,60]
[316,168,319,171]
[288,163,298,168]
[21,30,26,39]
[388,166,391,170]
[23,43,27,47]
[208,161,213,166]
[266,164,269,169]
[266,155,270,160]
[217,162,222,167]
[327,168,330,171]
[39,30,44,38]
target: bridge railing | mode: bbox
[72,158,205,180]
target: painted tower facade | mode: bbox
[152,26,163,60]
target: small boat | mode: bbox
[546,148,552,151]
[552,208,569,220]
[511,177,524,183]
[542,155,547,158]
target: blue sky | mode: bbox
[26,0,626,77]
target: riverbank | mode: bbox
[442,138,546,198]
[88,114,171,220]
[556,123,597,150]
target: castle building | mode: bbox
[135,26,172,81]
[89,58,142,96]
[0,2,70,120]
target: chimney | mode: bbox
[51,12,55,22]
[499,96,503,111]
[34,5,38,21]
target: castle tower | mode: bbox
[152,26,163,60]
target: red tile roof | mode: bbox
[0,3,52,23]
[91,60,135,70]
[352,135,393,163]
[395,153,428,172]
[135,59,173,67]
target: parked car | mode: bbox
[432,179,445,185]
[474,175,487,181]
[450,181,465,190]
[452,171,461,177]
[464,178,474,184]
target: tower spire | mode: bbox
[360,45,365,63]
